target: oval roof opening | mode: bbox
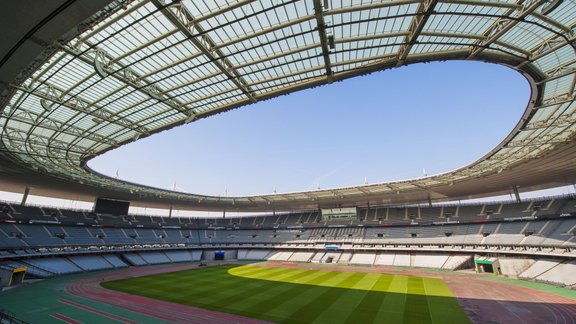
[89,60,528,196]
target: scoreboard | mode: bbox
[321,207,357,221]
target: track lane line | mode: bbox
[59,299,139,324]
[50,313,82,324]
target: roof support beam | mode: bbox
[357,187,372,195]
[60,44,193,121]
[7,109,109,149]
[234,43,320,70]
[469,0,546,58]
[14,82,148,135]
[213,14,315,51]
[517,23,576,69]
[113,0,257,62]
[523,115,575,130]
[538,91,575,108]
[339,31,530,57]
[397,0,438,66]
[325,0,518,17]
[152,0,257,103]
[312,0,333,80]
[538,59,576,84]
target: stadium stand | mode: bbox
[374,253,395,266]
[288,252,314,263]
[164,250,195,263]
[518,259,560,280]
[322,252,343,264]
[442,255,473,270]
[24,258,82,275]
[338,252,353,264]
[497,257,535,277]
[412,254,450,269]
[138,251,171,265]
[536,261,576,286]
[237,249,272,261]
[349,253,376,265]
[393,254,411,267]
[0,195,575,289]
[268,251,294,262]
[122,253,148,266]
[68,255,115,271]
[102,255,128,268]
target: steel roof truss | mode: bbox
[152,0,257,104]
[312,0,333,80]
[397,0,438,66]
[469,0,547,58]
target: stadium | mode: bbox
[1,0,576,323]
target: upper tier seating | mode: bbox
[0,217,573,250]
[0,196,574,253]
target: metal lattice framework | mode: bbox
[1,0,576,211]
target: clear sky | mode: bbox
[88,60,530,197]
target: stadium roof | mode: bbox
[1,0,576,212]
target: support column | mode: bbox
[168,206,173,218]
[223,208,226,219]
[20,187,30,206]
[512,185,521,203]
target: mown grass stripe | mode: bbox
[279,272,367,324]
[202,268,317,309]
[255,269,348,320]
[343,274,393,324]
[283,286,344,324]
[225,265,272,277]
[196,268,297,305]
[225,270,332,320]
[404,277,431,323]
[423,278,470,324]
[376,275,408,323]
[228,265,291,278]
[251,268,318,282]
[313,271,358,287]
[224,270,318,311]
[313,273,372,324]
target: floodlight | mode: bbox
[40,99,53,111]
[328,35,335,49]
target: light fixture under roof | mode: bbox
[40,99,53,112]
[184,114,196,124]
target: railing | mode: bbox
[0,309,29,324]
[386,192,576,209]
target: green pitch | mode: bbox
[102,265,469,324]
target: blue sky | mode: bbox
[88,60,530,197]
